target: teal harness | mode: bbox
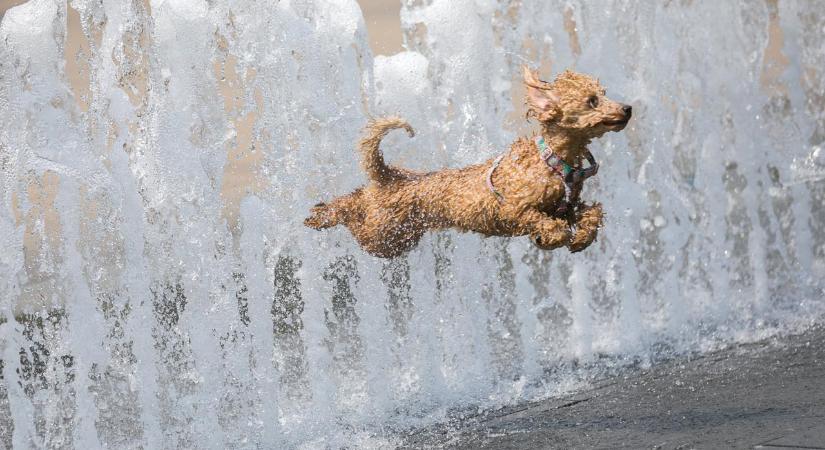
[486,136,599,214]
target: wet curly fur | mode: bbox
[305,67,632,258]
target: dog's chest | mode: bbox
[509,158,564,207]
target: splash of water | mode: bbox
[0,0,823,447]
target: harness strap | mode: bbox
[535,136,599,183]
[485,136,599,210]
[486,154,506,204]
[535,136,598,213]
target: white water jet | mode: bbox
[1,0,824,447]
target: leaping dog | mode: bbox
[305,67,631,258]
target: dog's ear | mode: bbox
[522,66,560,121]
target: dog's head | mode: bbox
[523,67,631,139]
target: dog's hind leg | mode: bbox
[304,202,338,229]
[304,194,359,230]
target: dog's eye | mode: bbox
[587,96,599,108]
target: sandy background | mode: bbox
[1,0,403,54]
[358,0,403,55]
[0,0,26,20]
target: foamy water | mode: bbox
[1,0,823,448]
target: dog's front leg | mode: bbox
[520,209,571,250]
[568,203,604,253]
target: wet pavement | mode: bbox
[404,325,825,449]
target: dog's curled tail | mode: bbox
[359,116,415,185]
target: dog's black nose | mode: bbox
[622,104,632,117]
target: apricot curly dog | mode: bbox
[305,67,632,258]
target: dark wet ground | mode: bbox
[403,325,825,449]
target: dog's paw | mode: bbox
[567,203,603,252]
[531,228,571,250]
[576,202,604,227]
[304,203,336,229]
[568,227,598,253]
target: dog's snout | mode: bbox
[622,104,632,117]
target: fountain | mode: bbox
[0,0,823,447]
